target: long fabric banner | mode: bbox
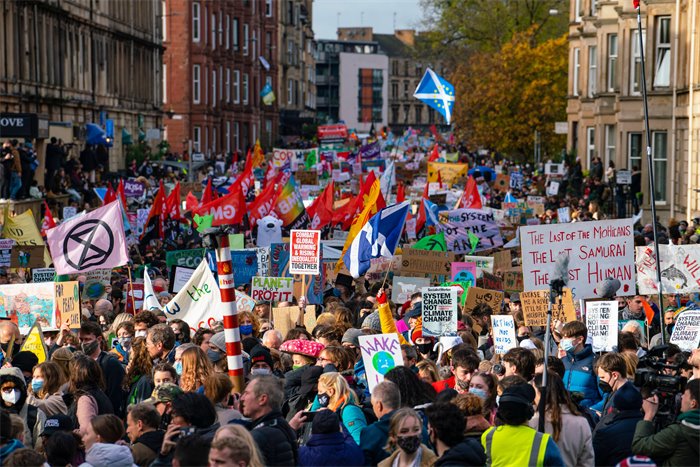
[436,209,503,253]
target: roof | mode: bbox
[374,34,412,57]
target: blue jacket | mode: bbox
[299,432,364,467]
[360,411,394,466]
[562,344,600,407]
[310,398,367,445]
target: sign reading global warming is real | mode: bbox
[519,219,635,299]
[289,230,321,275]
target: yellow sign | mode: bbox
[55,281,81,330]
[2,209,51,266]
[427,162,468,185]
[19,321,48,363]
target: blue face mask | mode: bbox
[31,379,44,393]
[174,361,183,375]
[469,387,488,400]
[332,288,341,297]
[240,324,254,335]
[560,338,575,352]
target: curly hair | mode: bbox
[238,311,260,337]
[384,366,436,407]
[452,393,484,416]
[123,336,153,390]
[179,346,214,393]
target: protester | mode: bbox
[1,366,46,448]
[126,402,164,466]
[379,407,436,467]
[211,424,265,467]
[178,346,213,393]
[360,380,402,465]
[592,379,643,465]
[426,402,486,466]
[298,409,365,467]
[82,414,124,451]
[67,354,114,436]
[124,336,155,405]
[26,362,67,416]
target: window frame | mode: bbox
[652,131,668,203]
[607,33,618,92]
[573,47,581,97]
[192,64,201,104]
[192,2,201,42]
[654,16,671,88]
[588,45,597,97]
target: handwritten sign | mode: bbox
[123,179,145,198]
[451,262,476,283]
[272,305,317,339]
[0,283,55,334]
[166,248,205,269]
[503,270,524,292]
[10,245,45,268]
[557,207,571,223]
[391,276,430,305]
[20,322,48,363]
[421,287,458,337]
[492,250,511,272]
[358,334,404,393]
[401,249,453,279]
[55,281,80,330]
[0,239,14,267]
[462,255,494,278]
[464,286,504,315]
[636,245,700,295]
[491,315,517,354]
[251,276,294,303]
[32,268,56,283]
[519,219,635,299]
[289,230,321,275]
[83,269,112,299]
[520,289,576,327]
[62,206,78,220]
[585,300,619,352]
[436,209,503,253]
[479,271,503,291]
[669,310,700,351]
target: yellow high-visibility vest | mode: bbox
[481,424,550,467]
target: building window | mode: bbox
[607,34,618,92]
[573,47,580,96]
[233,18,239,50]
[212,127,217,153]
[225,121,231,153]
[631,29,646,95]
[234,70,240,103]
[211,13,216,50]
[415,105,422,123]
[574,0,582,22]
[588,46,597,97]
[652,132,667,202]
[287,40,294,65]
[192,2,201,42]
[243,73,249,104]
[234,122,240,151]
[212,69,217,107]
[265,119,272,147]
[243,24,249,55]
[193,126,201,152]
[225,15,230,49]
[403,81,409,98]
[654,16,671,88]
[590,0,597,16]
[288,79,293,104]
[226,68,231,103]
[265,0,273,17]
[163,64,167,104]
[252,29,258,59]
[586,127,595,168]
[605,124,616,168]
[218,12,223,46]
[391,82,398,99]
[219,65,223,102]
[628,132,642,170]
[192,64,201,103]
[357,68,383,123]
[391,106,399,123]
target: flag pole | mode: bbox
[127,266,137,314]
[635,0,665,342]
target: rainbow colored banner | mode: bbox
[273,176,309,230]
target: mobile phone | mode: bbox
[180,426,196,437]
[301,411,316,421]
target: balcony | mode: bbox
[315,75,338,86]
[316,96,339,107]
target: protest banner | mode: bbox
[636,244,700,294]
[437,209,503,253]
[557,207,571,223]
[366,256,401,282]
[616,170,632,185]
[270,243,324,305]
[519,219,635,299]
[10,245,45,269]
[464,286,504,315]
[251,276,294,303]
[520,289,576,326]
[165,248,205,269]
[0,239,13,267]
[669,310,700,351]
[491,315,517,354]
[272,305,317,340]
[546,181,559,196]
[503,270,524,292]
[125,282,144,315]
[230,250,259,286]
[427,162,468,185]
[462,255,494,277]
[479,271,503,291]
[83,268,112,299]
[545,163,565,175]
[391,276,430,305]
[19,322,48,363]
[254,247,271,277]
[421,286,458,337]
[400,249,453,281]
[32,268,56,283]
[358,334,404,393]
[169,266,195,294]
[136,208,149,236]
[585,300,619,352]
[290,229,321,275]
[296,170,319,186]
[62,206,78,220]
[123,179,145,197]
[0,282,55,334]
[451,262,476,284]
[54,281,80,329]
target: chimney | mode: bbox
[394,29,415,47]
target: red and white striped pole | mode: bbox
[214,234,245,393]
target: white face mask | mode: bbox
[135,330,147,338]
[2,389,20,405]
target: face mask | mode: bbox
[135,330,147,338]
[251,368,272,376]
[81,340,100,356]
[456,378,470,391]
[417,343,432,355]
[560,338,575,352]
[469,387,488,400]
[174,361,183,375]
[118,337,132,350]
[317,393,330,408]
[397,435,421,454]
[31,379,44,393]
[516,335,529,343]
[240,324,254,335]
[598,380,613,394]
[332,288,341,298]
[292,364,303,371]
[2,389,20,405]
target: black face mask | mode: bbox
[317,393,330,408]
[417,343,432,355]
[598,380,613,394]
[516,335,530,343]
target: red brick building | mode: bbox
[163,0,279,157]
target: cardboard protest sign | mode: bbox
[421,287,458,337]
[491,315,517,354]
[441,281,471,307]
[169,266,195,294]
[437,209,503,253]
[251,277,294,303]
[401,249,453,280]
[32,268,56,283]
[83,269,112,299]
[230,250,259,286]
[492,174,510,193]
[503,270,524,292]
[636,245,700,295]
[0,239,13,267]
[358,334,404,393]
[0,283,55,334]
[10,245,45,268]
[462,255,494,278]
[669,310,700,351]
[228,234,245,250]
[272,305,317,340]
[270,243,324,305]
[492,250,511,272]
[296,170,319,186]
[391,276,430,305]
[165,248,205,269]
[451,262,476,284]
[2,209,51,266]
[427,162,468,186]
[19,322,48,363]
[520,289,576,327]
[557,207,571,223]
[585,300,619,352]
[464,286,504,315]
[54,281,80,329]
[519,219,635,299]
[289,230,321,275]
[479,271,503,291]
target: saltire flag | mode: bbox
[103,182,117,205]
[201,177,215,206]
[413,231,447,251]
[252,139,265,168]
[307,181,335,230]
[423,198,441,227]
[343,201,410,278]
[141,182,166,242]
[47,201,128,274]
[40,201,56,238]
[380,160,396,200]
[165,182,182,221]
[195,183,247,227]
[273,176,309,230]
[460,176,482,209]
[248,172,285,227]
[143,267,162,311]
[504,191,517,203]
[413,68,456,125]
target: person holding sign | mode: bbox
[560,321,600,408]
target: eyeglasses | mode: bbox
[317,357,332,363]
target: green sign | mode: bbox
[165,248,205,269]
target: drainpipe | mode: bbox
[688,0,697,221]
[670,0,680,219]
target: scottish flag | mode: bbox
[344,201,410,278]
[423,198,441,227]
[414,68,456,124]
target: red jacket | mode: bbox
[431,375,455,393]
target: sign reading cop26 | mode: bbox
[358,334,404,393]
[519,219,635,299]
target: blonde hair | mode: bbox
[108,313,134,338]
[318,372,357,410]
[384,408,421,452]
[239,311,260,336]
[416,360,440,383]
[179,346,214,393]
[315,312,336,327]
[213,424,264,467]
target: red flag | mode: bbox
[201,177,215,206]
[141,182,166,242]
[195,184,247,226]
[117,180,127,209]
[416,182,430,234]
[231,163,255,197]
[103,182,116,205]
[342,171,385,229]
[185,191,199,212]
[308,181,335,230]
[40,201,56,238]
[165,182,182,221]
[396,182,406,202]
[428,144,440,162]
[248,173,285,227]
[332,194,355,226]
[460,176,482,209]
[430,124,439,140]
[244,148,253,172]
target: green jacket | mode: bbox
[631,410,700,466]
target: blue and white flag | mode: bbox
[504,191,517,203]
[414,68,456,125]
[423,198,441,227]
[344,201,410,278]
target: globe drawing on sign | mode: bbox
[372,351,395,375]
[454,270,475,284]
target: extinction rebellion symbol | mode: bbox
[62,219,114,271]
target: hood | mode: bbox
[436,437,485,466]
[135,430,164,453]
[678,409,700,452]
[84,443,136,467]
[0,366,27,412]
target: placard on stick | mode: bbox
[464,286,504,315]
[251,277,294,303]
[358,334,404,393]
[289,230,321,275]
[491,315,517,354]
[503,270,524,292]
[391,276,430,305]
[54,281,81,330]
[520,288,576,326]
[401,249,453,278]
[585,300,619,352]
[272,305,317,339]
[421,287,458,337]
[669,310,700,351]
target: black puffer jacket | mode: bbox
[250,410,298,466]
[434,437,486,466]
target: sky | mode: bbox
[312,0,425,40]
